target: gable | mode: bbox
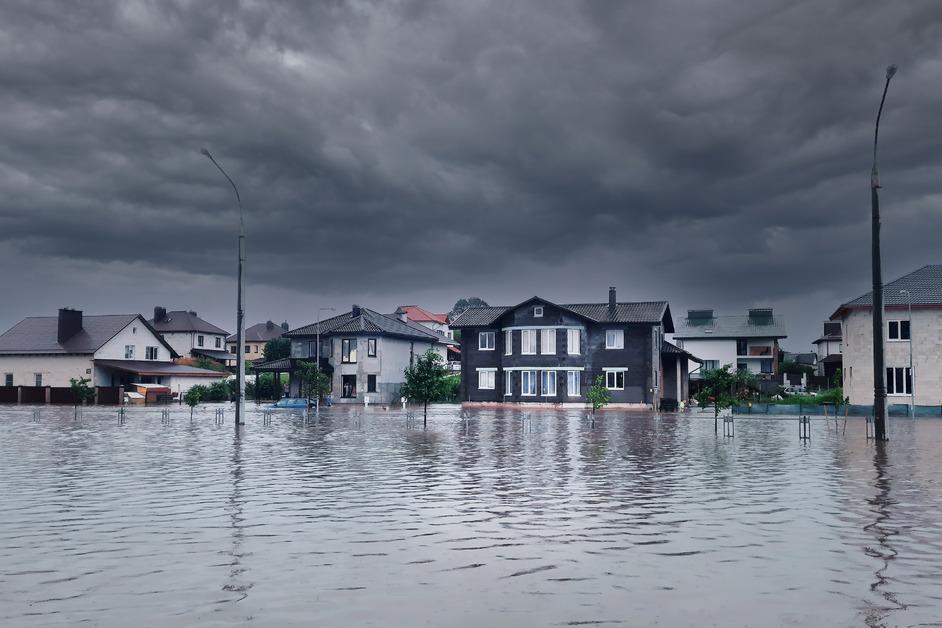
[95,317,177,361]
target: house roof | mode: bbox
[449,297,673,331]
[673,314,787,340]
[813,333,842,344]
[285,307,456,344]
[191,348,237,361]
[661,340,703,364]
[831,264,942,319]
[228,322,287,343]
[95,360,226,377]
[396,305,449,325]
[0,314,178,357]
[149,310,229,336]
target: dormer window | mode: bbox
[534,306,544,317]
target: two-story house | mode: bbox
[149,307,234,366]
[228,320,289,363]
[450,288,695,408]
[812,321,842,380]
[269,305,454,404]
[831,264,942,407]
[673,308,786,378]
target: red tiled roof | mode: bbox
[397,305,448,325]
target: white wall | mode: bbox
[0,355,95,387]
[96,319,173,362]
[677,338,737,373]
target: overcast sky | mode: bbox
[1,0,941,349]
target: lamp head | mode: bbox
[886,65,898,80]
[200,148,212,158]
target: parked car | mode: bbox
[272,398,311,409]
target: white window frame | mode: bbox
[605,369,626,390]
[540,328,556,355]
[541,370,557,396]
[215,337,221,348]
[197,335,205,347]
[504,370,512,396]
[885,367,912,395]
[521,370,537,396]
[567,329,580,355]
[567,371,580,397]
[479,331,495,351]
[124,344,135,359]
[477,369,496,390]
[34,373,42,387]
[605,329,624,349]
[534,306,544,318]
[521,329,537,355]
[887,320,911,341]
[505,330,512,356]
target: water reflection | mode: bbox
[0,406,941,627]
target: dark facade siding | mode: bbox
[460,300,657,404]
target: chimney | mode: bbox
[352,305,362,318]
[188,310,198,317]
[57,308,83,344]
[608,287,616,316]
[153,306,167,323]
[281,321,289,331]
[399,311,408,322]
[266,320,274,330]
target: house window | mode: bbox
[4,373,12,387]
[541,370,557,396]
[521,370,537,396]
[145,346,158,360]
[367,338,377,357]
[540,329,556,355]
[886,367,912,395]
[505,370,513,395]
[521,329,537,355]
[367,374,377,393]
[567,371,580,396]
[703,360,719,371]
[35,373,42,387]
[605,370,625,390]
[342,339,357,363]
[505,330,512,356]
[215,337,221,348]
[736,339,748,355]
[567,329,580,355]
[605,329,624,349]
[478,331,495,351]
[124,345,135,359]
[760,359,773,374]
[197,335,204,347]
[478,369,496,390]
[341,374,357,398]
[534,306,544,318]
[244,345,251,354]
[888,320,911,341]
[229,344,237,353]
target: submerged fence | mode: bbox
[733,403,942,417]
[0,386,124,406]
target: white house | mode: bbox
[148,307,234,365]
[394,305,452,338]
[672,308,786,377]
[812,321,842,380]
[0,308,227,396]
[831,264,942,407]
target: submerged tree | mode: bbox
[401,349,449,428]
[297,361,330,406]
[586,375,611,416]
[184,386,203,421]
[695,365,756,432]
[69,377,95,419]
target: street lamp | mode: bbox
[201,148,246,428]
[900,289,914,416]
[870,64,897,441]
[315,307,335,414]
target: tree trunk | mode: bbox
[423,400,428,430]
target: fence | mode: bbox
[733,403,942,417]
[0,386,125,406]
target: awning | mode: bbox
[192,348,237,361]
[95,360,227,378]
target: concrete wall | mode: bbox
[97,320,174,362]
[0,355,95,386]
[160,331,226,357]
[841,307,942,405]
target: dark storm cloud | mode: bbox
[2,0,942,346]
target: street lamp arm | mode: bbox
[201,148,243,227]
[872,65,897,187]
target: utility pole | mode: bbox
[201,148,246,429]
[870,65,897,441]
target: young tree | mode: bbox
[696,366,756,431]
[69,377,95,419]
[586,375,611,416]
[263,338,291,361]
[183,386,203,420]
[401,349,449,428]
[297,361,330,406]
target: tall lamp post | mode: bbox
[900,289,914,416]
[315,307,336,414]
[870,64,897,441]
[201,148,246,428]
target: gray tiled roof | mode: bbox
[662,340,703,363]
[227,322,286,343]
[450,300,670,328]
[149,311,229,336]
[285,307,454,343]
[252,357,295,371]
[835,264,942,314]
[673,314,787,339]
[0,314,139,355]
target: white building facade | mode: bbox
[672,308,786,377]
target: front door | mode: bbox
[342,375,357,398]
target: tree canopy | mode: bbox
[400,349,450,427]
[263,337,291,361]
[449,297,489,319]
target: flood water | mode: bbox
[1,405,940,627]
